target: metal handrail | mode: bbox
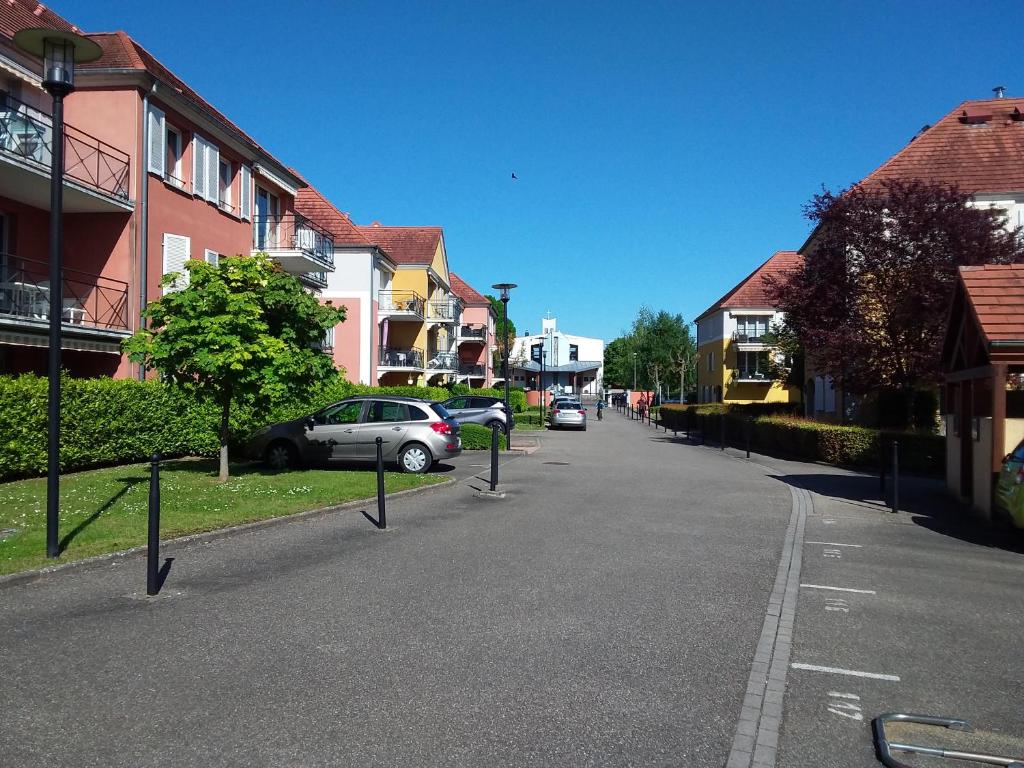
[378,290,426,316]
[459,323,487,339]
[458,363,485,376]
[0,253,129,331]
[733,368,770,381]
[427,298,460,320]
[379,346,424,368]
[0,93,131,200]
[427,351,458,370]
[873,712,1024,767]
[252,213,335,269]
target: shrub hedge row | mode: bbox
[459,423,509,450]
[655,404,944,475]
[0,374,521,481]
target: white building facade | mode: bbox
[510,317,604,395]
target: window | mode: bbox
[735,315,769,341]
[166,126,184,188]
[204,249,219,267]
[162,233,191,293]
[368,401,409,422]
[255,186,280,249]
[737,351,769,379]
[218,158,233,211]
[447,397,469,409]
[409,405,430,421]
[569,344,579,361]
[314,401,362,425]
[191,134,220,204]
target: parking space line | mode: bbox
[800,584,876,594]
[791,663,900,682]
[804,541,862,547]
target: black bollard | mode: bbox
[490,421,500,492]
[376,436,387,529]
[147,453,161,596]
[891,440,899,514]
[746,419,751,459]
[720,416,725,450]
[879,440,886,496]
[700,414,705,445]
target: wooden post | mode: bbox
[992,364,1007,474]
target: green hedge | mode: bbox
[0,373,498,481]
[460,423,508,450]
[654,405,943,475]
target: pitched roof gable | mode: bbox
[294,185,373,247]
[958,264,1024,343]
[356,224,442,266]
[449,272,490,307]
[859,97,1024,194]
[696,250,802,321]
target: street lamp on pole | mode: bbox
[14,28,102,559]
[633,352,638,392]
[491,283,516,439]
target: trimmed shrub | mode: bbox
[460,423,508,450]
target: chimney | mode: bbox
[993,85,1007,98]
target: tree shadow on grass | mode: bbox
[58,476,147,554]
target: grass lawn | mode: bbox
[514,408,546,431]
[0,458,446,576]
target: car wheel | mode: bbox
[485,419,507,435]
[398,442,432,474]
[266,440,298,471]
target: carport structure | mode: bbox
[942,264,1024,518]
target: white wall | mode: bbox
[322,248,375,384]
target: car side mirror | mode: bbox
[306,418,315,431]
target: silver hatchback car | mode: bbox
[548,400,587,430]
[246,396,462,473]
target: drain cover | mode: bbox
[542,461,570,465]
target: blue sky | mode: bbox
[59,0,1024,341]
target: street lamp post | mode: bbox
[491,283,516,440]
[14,28,102,559]
[633,352,638,392]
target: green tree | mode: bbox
[124,254,344,481]
[602,336,636,389]
[631,307,695,397]
[486,294,517,374]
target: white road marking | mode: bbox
[825,598,850,613]
[827,691,860,699]
[801,584,876,594]
[805,541,862,547]
[792,663,900,682]
[823,549,843,559]
[822,519,837,524]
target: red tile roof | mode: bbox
[356,224,442,266]
[959,264,1024,343]
[80,31,295,180]
[449,272,490,307]
[294,185,373,247]
[696,250,802,321]
[0,0,78,38]
[860,97,1024,193]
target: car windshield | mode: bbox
[430,402,452,419]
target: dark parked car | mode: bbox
[441,395,514,433]
[246,396,461,474]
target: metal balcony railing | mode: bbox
[252,213,334,269]
[0,254,129,331]
[427,298,460,322]
[733,368,771,382]
[458,323,486,340]
[426,351,457,370]
[300,271,328,289]
[459,363,485,377]
[0,94,131,201]
[732,331,774,344]
[378,290,425,317]
[379,346,424,368]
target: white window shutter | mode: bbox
[147,106,166,176]
[192,136,207,199]
[206,143,219,204]
[162,233,191,292]
[239,165,252,220]
[204,249,219,266]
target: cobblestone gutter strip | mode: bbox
[0,477,456,590]
[726,483,810,768]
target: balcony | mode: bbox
[731,331,774,351]
[378,290,425,320]
[458,323,487,343]
[458,363,485,378]
[0,254,130,346]
[379,346,424,369]
[0,94,132,213]
[427,298,460,324]
[252,213,334,274]
[299,271,328,290]
[426,350,457,372]
[732,368,772,384]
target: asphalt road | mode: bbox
[4,410,1022,767]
